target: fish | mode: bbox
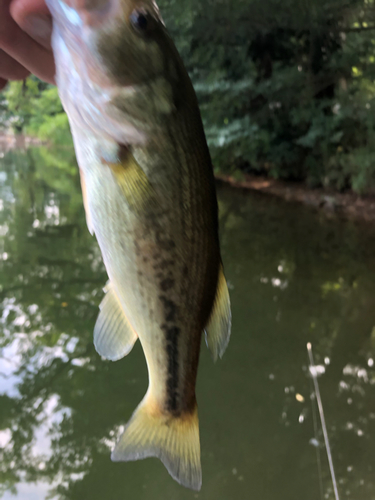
[46,0,231,490]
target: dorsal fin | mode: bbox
[94,282,138,361]
[204,265,231,361]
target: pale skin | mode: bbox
[0,0,60,89]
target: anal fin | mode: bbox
[205,264,232,361]
[94,282,138,361]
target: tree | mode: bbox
[2,0,375,192]
[160,0,375,192]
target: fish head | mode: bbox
[66,0,174,84]
[46,0,185,144]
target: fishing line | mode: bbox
[307,342,340,500]
[308,365,324,500]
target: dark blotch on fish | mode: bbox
[154,232,176,253]
[160,295,177,322]
[158,239,176,252]
[165,325,180,412]
[153,258,174,271]
[160,278,174,292]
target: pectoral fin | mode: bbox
[94,282,138,361]
[105,147,156,213]
[205,265,232,361]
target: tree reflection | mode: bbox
[0,150,375,499]
[0,147,107,498]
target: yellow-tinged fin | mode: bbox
[79,168,94,235]
[111,395,202,491]
[205,264,232,361]
[94,282,138,361]
[104,147,156,213]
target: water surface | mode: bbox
[1,147,375,499]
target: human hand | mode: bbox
[0,0,55,90]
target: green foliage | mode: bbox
[2,0,375,192]
[0,78,72,148]
[27,86,72,147]
[160,0,375,193]
[1,78,41,133]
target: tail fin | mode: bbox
[111,395,202,491]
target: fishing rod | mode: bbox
[307,342,340,500]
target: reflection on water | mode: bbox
[1,147,375,499]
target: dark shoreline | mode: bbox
[216,173,375,224]
[2,134,374,224]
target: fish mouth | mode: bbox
[48,0,119,89]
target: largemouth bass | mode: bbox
[46,0,231,490]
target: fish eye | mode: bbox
[130,9,151,34]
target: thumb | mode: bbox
[10,0,53,48]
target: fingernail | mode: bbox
[25,16,53,47]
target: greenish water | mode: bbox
[1,147,375,500]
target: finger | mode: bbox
[0,0,55,84]
[0,49,30,80]
[10,0,52,48]
[0,77,8,90]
